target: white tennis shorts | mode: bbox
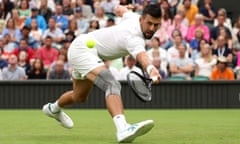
[68,34,104,79]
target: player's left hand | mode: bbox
[149,67,161,84]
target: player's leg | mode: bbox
[86,65,154,143]
[57,78,93,107]
[42,78,93,128]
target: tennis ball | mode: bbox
[86,39,96,48]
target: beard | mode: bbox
[143,31,155,39]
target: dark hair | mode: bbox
[171,29,182,38]
[142,4,162,18]
[198,39,208,52]
[45,35,53,39]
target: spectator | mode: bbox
[218,27,233,49]
[235,50,240,71]
[0,47,8,70]
[101,0,116,15]
[2,54,26,80]
[39,0,53,22]
[195,43,217,78]
[186,14,210,42]
[210,14,232,46]
[168,14,188,41]
[189,28,204,61]
[212,35,233,64]
[0,0,14,19]
[176,8,189,27]
[17,26,40,50]
[169,43,193,80]
[214,8,232,31]
[2,34,16,55]
[18,0,31,20]
[152,57,167,79]
[87,20,100,33]
[92,6,108,28]
[232,16,240,41]
[48,53,71,77]
[27,58,47,79]
[64,19,81,37]
[119,55,143,80]
[25,7,47,31]
[178,0,198,26]
[211,56,235,80]
[62,0,74,19]
[233,31,240,60]
[11,9,25,30]
[48,59,71,80]
[59,39,71,57]
[18,50,31,74]
[76,0,94,20]
[167,33,189,62]
[199,0,217,28]
[42,17,65,49]
[29,18,43,43]
[1,18,21,43]
[12,38,35,63]
[165,14,188,49]
[35,36,59,69]
[106,18,115,27]
[74,7,89,34]
[232,16,240,60]
[161,0,174,26]
[52,4,69,31]
[147,37,168,75]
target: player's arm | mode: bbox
[136,51,161,83]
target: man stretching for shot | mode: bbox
[42,4,161,143]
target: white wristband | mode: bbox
[146,65,155,75]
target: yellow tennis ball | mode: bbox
[86,39,96,48]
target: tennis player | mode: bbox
[43,4,161,143]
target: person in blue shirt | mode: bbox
[52,4,69,32]
[25,8,47,31]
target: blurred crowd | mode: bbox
[0,0,239,80]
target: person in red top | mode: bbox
[35,36,59,69]
[211,56,235,80]
[12,39,35,63]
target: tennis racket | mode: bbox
[127,71,157,102]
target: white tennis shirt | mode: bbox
[88,12,146,60]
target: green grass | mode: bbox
[0,109,239,144]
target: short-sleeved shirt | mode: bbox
[178,4,199,26]
[211,67,235,80]
[2,66,26,80]
[48,70,71,80]
[170,57,193,77]
[88,12,146,60]
[35,47,59,67]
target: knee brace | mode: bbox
[94,69,121,97]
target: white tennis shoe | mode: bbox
[42,103,74,129]
[117,119,154,143]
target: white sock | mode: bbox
[113,114,129,132]
[50,101,61,113]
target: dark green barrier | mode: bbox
[0,80,239,109]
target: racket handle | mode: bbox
[151,76,158,82]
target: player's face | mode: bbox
[140,14,161,39]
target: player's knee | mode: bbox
[94,69,121,97]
